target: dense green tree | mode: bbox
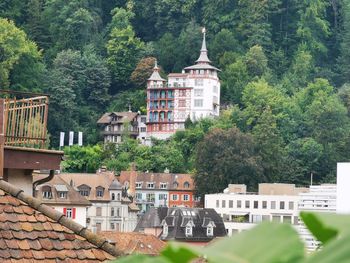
[0,18,41,88]
[154,33,178,73]
[244,45,269,77]
[194,127,263,196]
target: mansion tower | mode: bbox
[146,28,221,140]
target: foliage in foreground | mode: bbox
[113,212,350,263]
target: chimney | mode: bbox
[129,163,137,197]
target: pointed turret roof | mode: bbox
[195,27,211,64]
[148,60,166,81]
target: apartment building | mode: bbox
[60,172,139,233]
[119,169,197,213]
[205,183,308,236]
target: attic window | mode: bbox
[207,226,213,237]
[78,185,91,197]
[173,182,178,188]
[147,182,155,189]
[96,187,104,197]
[185,226,193,237]
[136,182,143,189]
[184,182,190,188]
[58,192,67,199]
[160,183,167,189]
[42,186,52,199]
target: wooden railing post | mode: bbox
[0,99,4,178]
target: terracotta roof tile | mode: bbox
[0,179,121,261]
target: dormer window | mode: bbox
[207,226,213,237]
[42,186,52,199]
[184,182,190,188]
[136,182,143,189]
[160,183,167,189]
[78,185,91,197]
[54,185,68,199]
[96,187,104,197]
[162,224,168,237]
[58,192,67,199]
[147,182,155,189]
[185,226,192,237]
[173,182,178,189]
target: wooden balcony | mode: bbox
[0,90,63,177]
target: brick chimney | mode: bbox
[128,163,137,197]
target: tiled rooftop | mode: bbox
[0,179,122,262]
[99,231,166,256]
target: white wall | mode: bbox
[54,205,87,227]
[7,169,32,196]
[337,163,350,213]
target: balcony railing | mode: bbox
[0,90,49,149]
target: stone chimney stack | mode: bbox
[128,163,137,197]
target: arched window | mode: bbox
[173,182,178,189]
[117,193,121,201]
[111,193,115,200]
[184,182,190,188]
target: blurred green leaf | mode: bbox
[113,254,171,263]
[161,243,199,263]
[198,222,305,263]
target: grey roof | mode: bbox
[184,63,220,71]
[148,61,166,81]
[97,112,138,124]
[195,31,211,64]
[109,179,123,190]
[135,207,226,242]
[54,184,68,192]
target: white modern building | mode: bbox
[298,184,337,250]
[205,183,307,236]
[146,28,220,140]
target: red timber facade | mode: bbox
[146,62,192,140]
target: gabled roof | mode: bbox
[0,179,123,261]
[34,174,91,206]
[60,172,115,202]
[99,231,166,256]
[134,207,226,242]
[97,112,138,124]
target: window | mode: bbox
[173,182,178,188]
[194,89,204,97]
[271,201,276,209]
[222,200,226,208]
[135,193,142,200]
[194,99,203,107]
[289,201,294,210]
[184,182,190,188]
[183,194,189,201]
[163,224,168,237]
[207,226,213,237]
[280,201,285,210]
[96,187,104,197]
[110,223,115,230]
[116,208,120,217]
[117,193,120,201]
[160,183,167,189]
[237,200,242,208]
[262,201,267,209]
[111,208,115,216]
[111,193,115,200]
[64,208,75,219]
[216,200,219,208]
[136,182,143,189]
[42,186,52,199]
[179,90,186,97]
[96,207,102,216]
[185,226,193,237]
[245,200,250,208]
[147,182,155,189]
[96,223,101,233]
[229,200,233,208]
[172,194,178,201]
[254,201,259,209]
[146,193,155,202]
[195,79,203,86]
[159,194,167,200]
[140,127,146,132]
[78,185,91,197]
[179,99,186,107]
[58,192,67,199]
[141,117,146,123]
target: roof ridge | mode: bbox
[0,179,124,258]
